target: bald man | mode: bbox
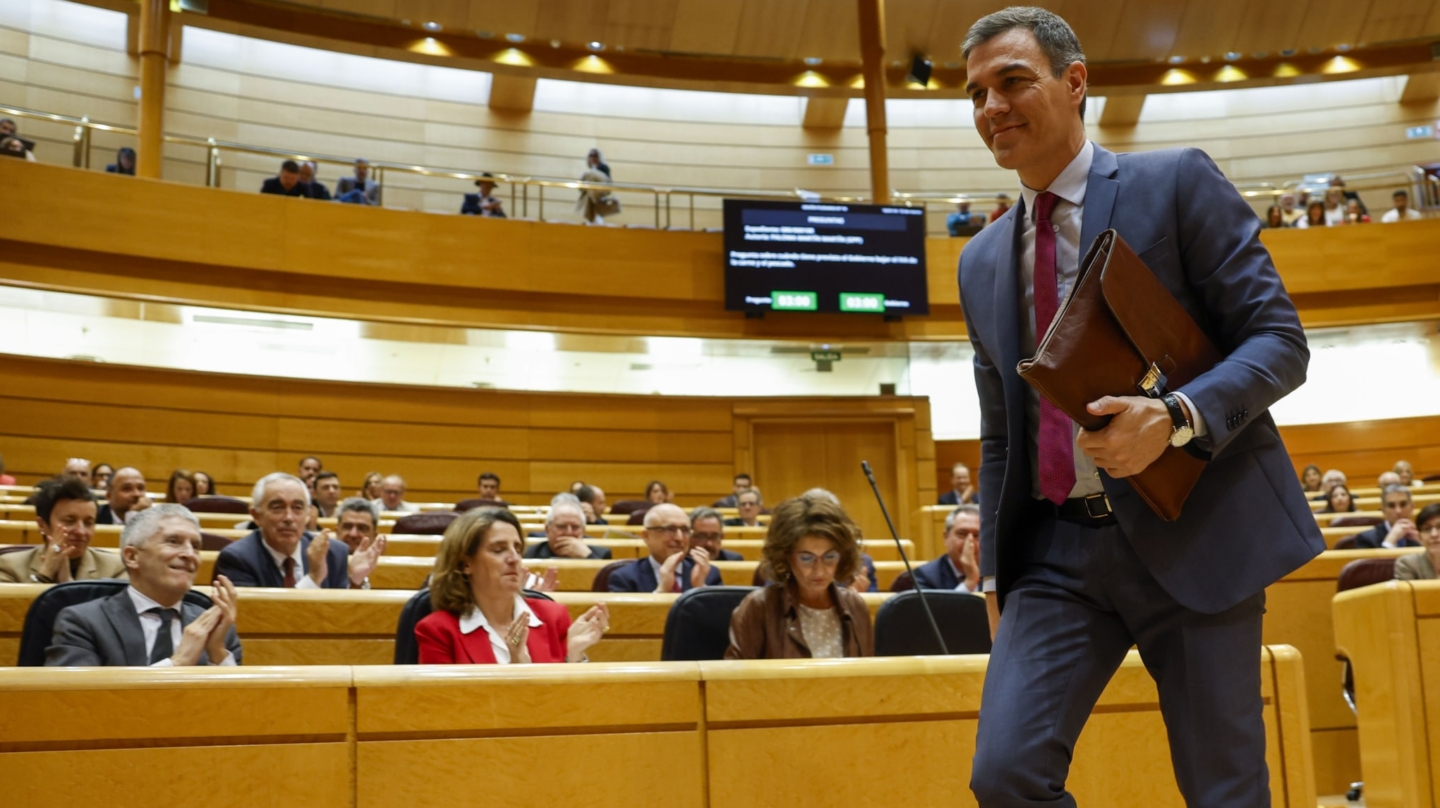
[607,503,722,593]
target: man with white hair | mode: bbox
[525,496,613,559]
[61,458,92,486]
[374,474,417,513]
[607,503,721,593]
[45,504,242,666]
[214,473,383,588]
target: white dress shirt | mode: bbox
[128,586,235,667]
[458,595,543,664]
[262,537,320,589]
[1381,208,1421,223]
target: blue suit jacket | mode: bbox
[213,530,350,589]
[912,555,963,590]
[608,556,722,593]
[958,144,1325,615]
[1352,524,1420,549]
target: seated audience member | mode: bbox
[416,508,608,664]
[1313,468,1346,501]
[97,467,152,525]
[690,506,744,561]
[360,471,383,500]
[724,488,764,528]
[1342,198,1370,225]
[314,471,342,517]
[475,472,507,504]
[166,469,197,504]
[570,480,586,494]
[989,193,1011,223]
[800,487,877,593]
[1353,485,1423,549]
[1262,205,1287,229]
[214,472,383,588]
[576,484,608,525]
[1298,464,1321,493]
[1377,471,1402,489]
[1322,189,1346,226]
[461,173,506,217]
[1278,194,1304,227]
[62,457,92,485]
[298,161,331,200]
[260,160,308,196]
[0,135,30,159]
[335,497,382,554]
[376,474,417,512]
[714,474,753,508]
[524,499,612,559]
[939,462,979,505]
[1395,503,1440,581]
[1297,200,1326,229]
[92,463,114,490]
[0,452,15,486]
[1381,189,1421,223]
[335,158,379,205]
[105,147,136,175]
[913,505,981,592]
[645,480,672,505]
[298,456,323,487]
[725,495,874,659]
[946,201,982,235]
[45,505,241,667]
[1322,484,1356,514]
[1395,460,1420,487]
[0,477,125,583]
[609,503,722,593]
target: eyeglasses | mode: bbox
[648,525,691,536]
[1422,524,1440,536]
[794,551,841,568]
[691,532,722,543]
[951,528,979,539]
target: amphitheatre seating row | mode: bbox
[0,647,1315,808]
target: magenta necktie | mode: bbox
[1032,191,1075,505]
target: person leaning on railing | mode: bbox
[416,507,609,664]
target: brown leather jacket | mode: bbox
[725,582,874,659]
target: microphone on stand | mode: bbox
[861,461,949,655]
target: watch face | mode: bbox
[1170,425,1195,447]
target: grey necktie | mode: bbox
[148,607,178,664]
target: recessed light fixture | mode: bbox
[1224,51,1241,61]
[505,33,525,43]
[1280,48,1296,57]
[1200,55,1212,63]
[550,39,561,48]
[476,30,494,39]
[588,41,604,51]
[1168,55,1185,64]
[1336,43,1352,52]
[423,21,441,31]
[804,56,823,66]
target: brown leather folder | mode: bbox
[1017,230,1221,521]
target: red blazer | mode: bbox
[415,598,572,664]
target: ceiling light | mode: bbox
[1200,55,1212,63]
[505,33,525,43]
[1168,55,1185,64]
[1224,51,1241,61]
[550,39,561,48]
[423,21,441,31]
[1216,65,1247,82]
[588,41,604,51]
[804,56,823,66]
[1160,68,1197,86]
[1336,43,1352,52]
[1280,48,1296,57]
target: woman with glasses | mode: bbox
[725,495,874,659]
[1395,503,1440,581]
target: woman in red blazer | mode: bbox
[417,507,608,665]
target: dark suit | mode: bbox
[259,177,309,197]
[95,504,120,525]
[213,530,350,588]
[1351,523,1421,549]
[723,518,761,528]
[911,555,966,590]
[715,548,744,561]
[45,589,241,666]
[607,555,722,592]
[523,541,613,560]
[961,143,1324,807]
[461,193,506,217]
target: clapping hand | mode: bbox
[348,533,386,586]
[307,531,332,584]
[655,549,686,593]
[959,534,981,589]
[687,547,712,589]
[205,575,238,663]
[524,566,559,592]
[849,564,871,593]
[172,607,223,666]
[566,603,609,662]
[506,617,532,664]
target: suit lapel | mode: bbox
[101,591,149,666]
[458,621,498,664]
[637,558,658,592]
[1080,144,1120,257]
[75,549,99,580]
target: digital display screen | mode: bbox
[722,199,930,315]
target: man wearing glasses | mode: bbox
[911,505,982,592]
[689,507,744,561]
[525,500,613,559]
[724,488,764,528]
[608,503,722,593]
[214,473,367,588]
[1353,485,1424,549]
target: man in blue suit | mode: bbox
[608,503,722,593]
[958,9,1324,808]
[215,472,381,589]
[910,504,980,592]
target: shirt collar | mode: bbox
[127,584,182,614]
[458,595,543,635]
[260,534,305,571]
[1019,139,1094,221]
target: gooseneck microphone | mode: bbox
[861,461,949,655]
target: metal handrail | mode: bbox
[5,102,1434,230]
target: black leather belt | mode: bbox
[1052,493,1118,527]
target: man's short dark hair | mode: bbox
[33,476,96,522]
[962,6,1087,119]
[314,470,339,484]
[733,473,751,484]
[1382,484,1413,504]
[1416,502,1440,528]
[478,472,501,486]
[576,484,599,505]
[281,159,301,173]
[1394,189,1409,199]
[338,496,379,524]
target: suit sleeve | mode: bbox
[44,607,104,666]
[460,195,480,215]
[415,615,456,664]
[959,252,1008,580]
[706,565,724,586]
[1393,555,1419,581]
[1170,148,1310,454]
[607,566,635,592]
[327,544,351,589]
[213,547,260,587]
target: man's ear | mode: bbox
[121,544,141,572]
